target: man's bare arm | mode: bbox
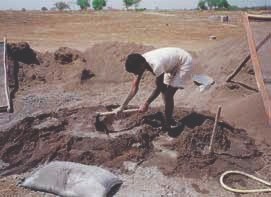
[145,74,163,105]
[119,74,142,110]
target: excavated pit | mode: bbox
[0,106,159,176]
[0,42,264,179]
[0,106,263,179]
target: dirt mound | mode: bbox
[84,42,154,83]
[0,106,157,176]
[172,116,262,177]
[0,106,264,179]
[7,42,39,65]
[7,42,90,90]
[142,110,263,178]
[80,69,95,82]
[54,47,86,65]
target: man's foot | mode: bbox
[162,118,182,131]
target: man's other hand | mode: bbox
[139,103,149,113]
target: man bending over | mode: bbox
[114,47,194,129]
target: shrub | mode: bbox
[77,0,91,10]
[41,7,48,11]
[123,0,141,10]
[54,1,70,11]
[92,0,106,10]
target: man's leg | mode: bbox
[162,86,178,126]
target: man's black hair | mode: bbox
[125,53,146,74]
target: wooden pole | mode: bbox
[243,13,271,125]
[96,108,139,116]
[226,33,271,82]
[209,106,222,154]
[247,14,271,21]
[3,37,11,112]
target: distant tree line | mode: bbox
[198,0,231,10]
[51,0,143,11]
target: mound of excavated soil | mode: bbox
[172,116,263,177]
[54,47,86,65]
[84,42,154,83]
[7,41,154,93]
[7,43,90,90]
[0,106,158,176]
[0,106,264,179]
[7,42,39,65]
[139,110,264,178]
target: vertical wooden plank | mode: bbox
[243,13,271,125]
[3,37,10,112]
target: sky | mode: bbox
[0,0,270,10]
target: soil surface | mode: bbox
[0,10,271,197]
[0,105,264,180]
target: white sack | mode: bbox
[21,161,122,197]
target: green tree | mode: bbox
[206,0,217,9]
[77,0,90,10]
[92,0,106,10]
[123,0,141,10]
[217,0,230,9]
[41,6,48,11]
[55,1,70,11]
[198,0,207,10]
[201,0,230,10]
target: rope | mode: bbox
[220,170,271,193]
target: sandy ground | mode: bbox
[0,10,270,197]
[0,10,243,52]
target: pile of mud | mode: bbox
[7,42,91,90]
[84,42,154,83]
[0,106,264,179]
[7,41,154,92]
[171,113,263,177]
[54,47,86,65]
[0,106,158,176]
[7,42,39,65]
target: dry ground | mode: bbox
[0,10,270,197]
[0,10,243,51]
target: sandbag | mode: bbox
[21,161,122,197]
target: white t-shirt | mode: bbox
[142,47,192,77]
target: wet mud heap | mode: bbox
[172,113,263,177]
[0,107,263,178]
[0,106,157,176]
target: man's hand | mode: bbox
[139,103,149,113]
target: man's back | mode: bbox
[142,47,192,76]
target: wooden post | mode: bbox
[209,106,222,154]
[3,37,11,112]
[243,13,271,125]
